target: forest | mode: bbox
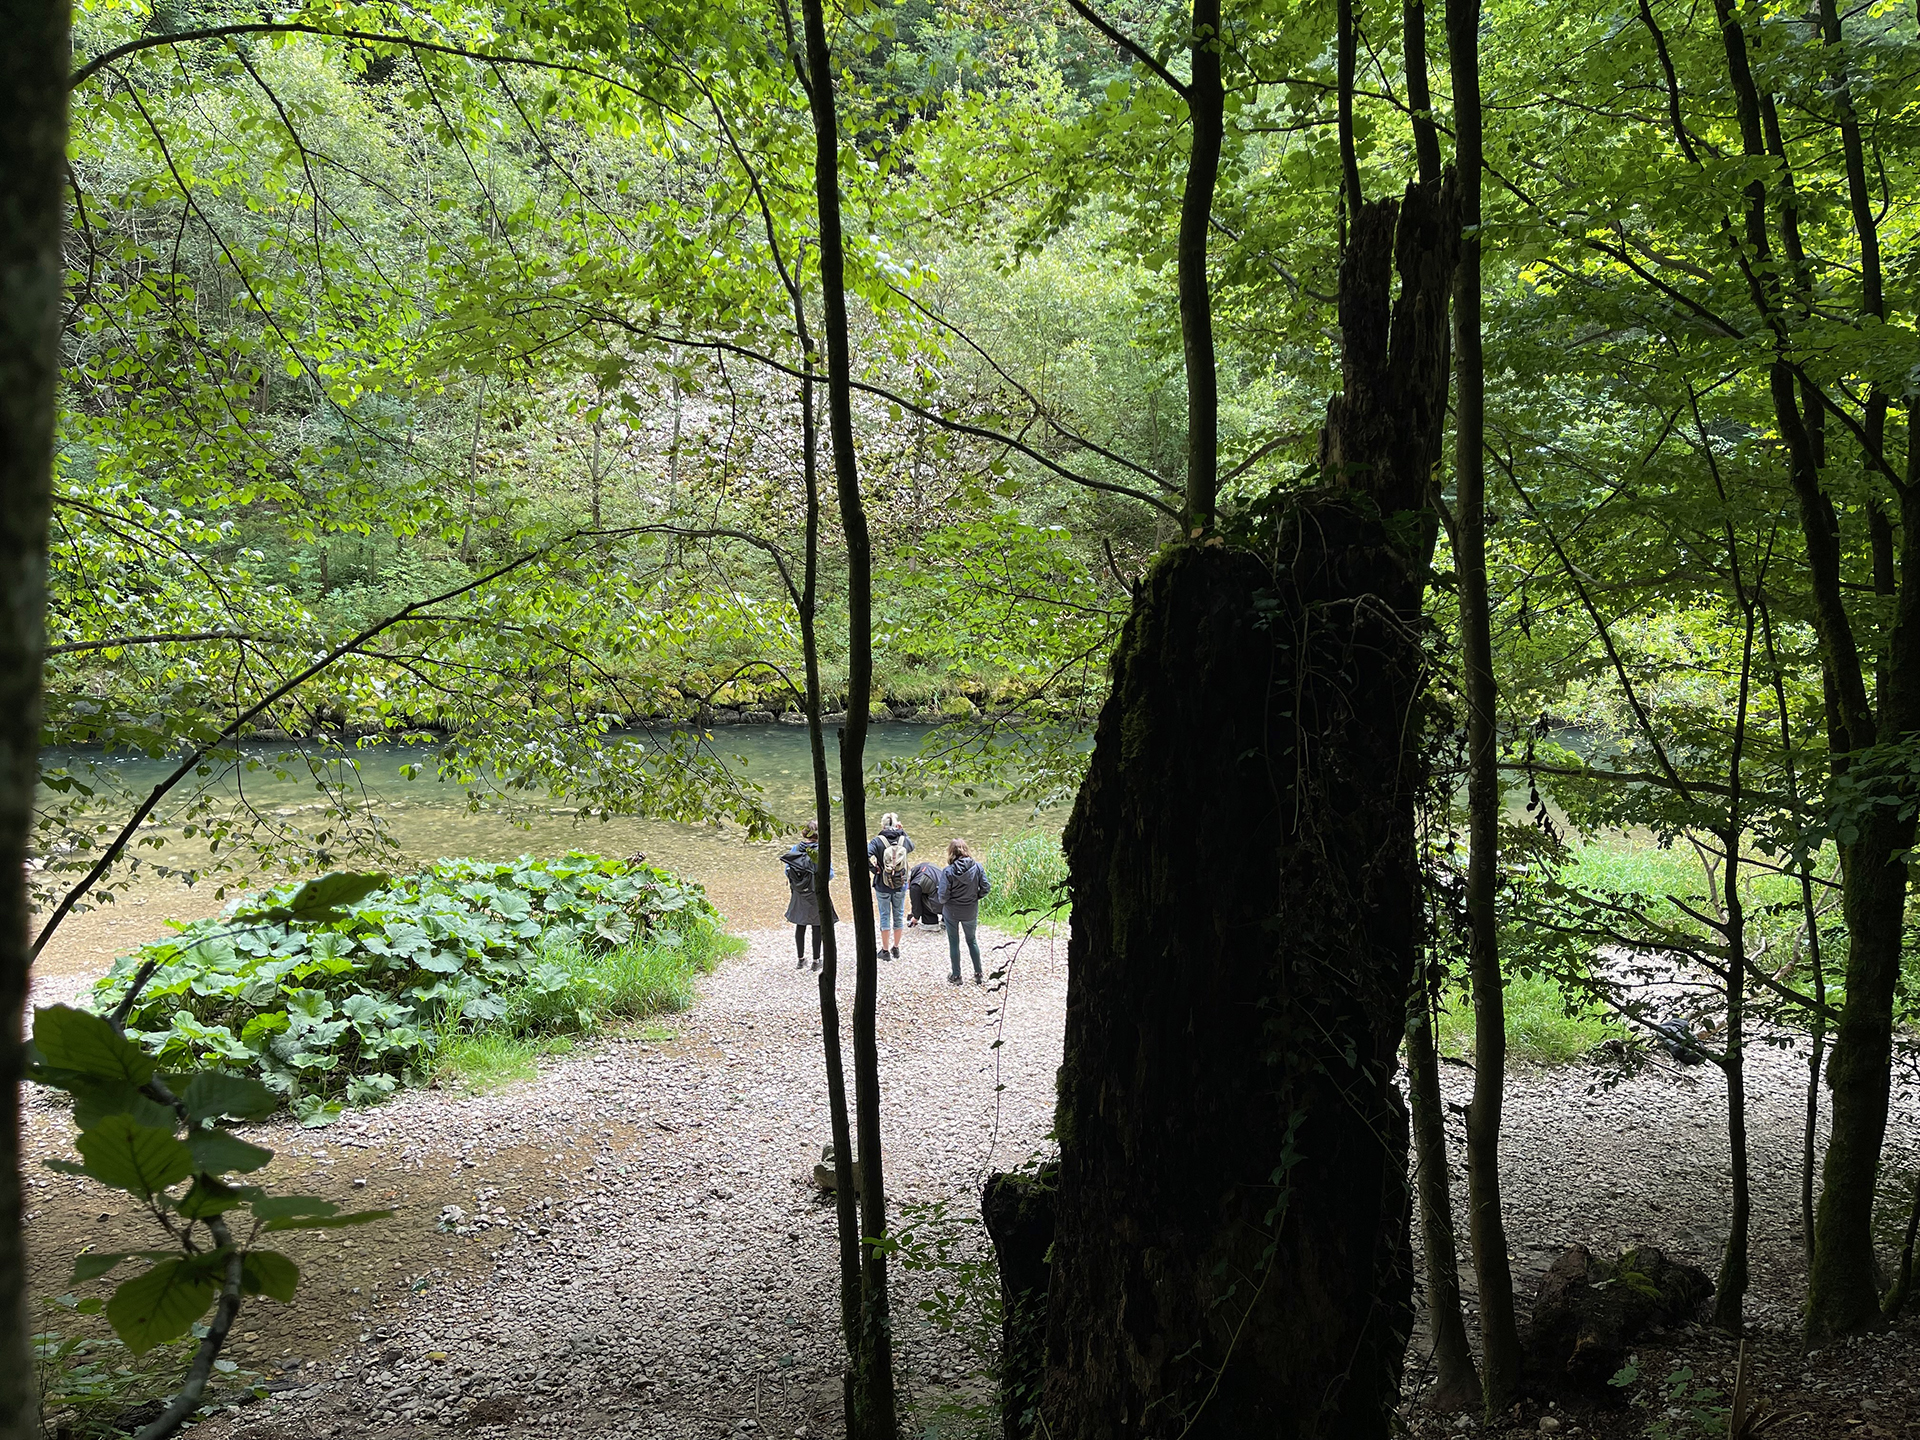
[1,0,1919,1436]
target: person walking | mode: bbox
[907,859,942,929]
[781,821,830,971]
[937,838,992,985]
[867,812,915,961]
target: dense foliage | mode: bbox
[97,854,722,1118]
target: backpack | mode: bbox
[783,849,814,895]
[881,839,911,890]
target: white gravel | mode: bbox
[90,922,1913,1438]
[187,921,1067,1440]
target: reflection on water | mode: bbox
[45,724,1067,929]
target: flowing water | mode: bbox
[48,723,1066,928]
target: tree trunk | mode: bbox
[1808,808,1910,1340]
[797,2,897,1431]
[0,1,69,1432]
[1445,0,1521,1409]
[1398,2,1475,1406]
[1882,1171,1920,1319]
[982,1169,1057,1440]
[1178,0,1222,530]
[1406,983,1481,1409]
[1040,179,1456,1440]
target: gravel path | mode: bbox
[1427,1037,1920,1342]
[182,922,1068,1440]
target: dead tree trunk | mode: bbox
[1039,179,1458,1440]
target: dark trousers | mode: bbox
[794,925,822,961]
[947,917,981,980]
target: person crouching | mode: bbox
[907,859,942,929]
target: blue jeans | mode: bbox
[875,887,905,930]
[947,917,981,980]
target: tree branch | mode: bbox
[1065,1,1189,97]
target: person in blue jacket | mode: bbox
[937,838,992,985]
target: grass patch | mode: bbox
[437,1031,577,1092]
[1436,972,1625,1065]
[434,926,739,1091]
[977,830,1068,925]
[432,925,737,1090]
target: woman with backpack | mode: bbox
[866,813,915,961]
[937,838,992,985]
[781,821,831,971]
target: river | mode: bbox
[45,723,1067,928]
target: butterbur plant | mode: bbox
[96,854,719,1116]
[33,874,392,1440]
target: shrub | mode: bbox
[95,854,725,1116]
[978,831,1068,924]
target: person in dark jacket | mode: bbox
[937,838,992,984]
[907,860,942,928]
[781,821,831,971]
[866,812,915,961]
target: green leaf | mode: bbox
[186,1129,273,1176]
[247,1194,335,1221]
[34,1007,153,1084]
[262,1208,391,1232]
[259,872,389,925]
[180,1073,279,1125]
[74,1116,194,1198]
[177,1176,247,1217]
[105,1257,221,1353]
[72,1251,133,1283]
[239,1250,299,1303]
[66,1077,176,1132]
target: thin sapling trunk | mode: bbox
[795,3,898,1431]
[1446,0,1522,1409]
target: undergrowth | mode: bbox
[94,853,731,1118]
[1436,971,1626,1065]
[976,831,1068,925]
[36,1314,260,1439]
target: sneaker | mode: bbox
[972,972,983,985]
[891,946,900,960]
[947,975,961,986]
[811,959,822,972]
[796,955,807,969]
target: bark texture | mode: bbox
[1041,527,1423,1440]
[982,1169,1057,1440]
[0,0,67,1433]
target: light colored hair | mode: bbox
[947,838,971,862]
[880,813,901,830]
